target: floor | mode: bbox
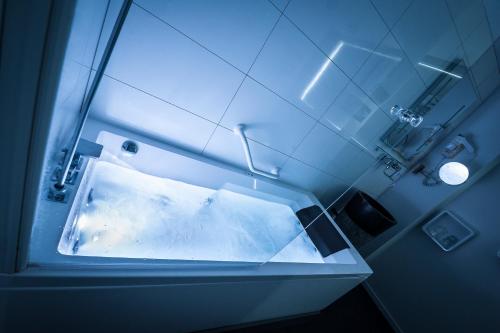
[215,285,394,333]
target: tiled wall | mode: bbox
[87,0,500,204]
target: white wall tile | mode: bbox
[471,47,498,86]
[476,70,500,100]
[326,144,376,183]
[462,21,493,66]
[94,0,124,70]
[371,0,412,29]
[90,76,217,153]
[319,185,351,208]
[203,126,289,173]
[353,33,426,114]
[270,0,290,11]
[392,0,462,85]
[320,83,379,139]
[105,4,245,123]
[280,158,348,198]
[220,78,316,155]
[483,0,500,40]
[134,0,280,72]
[351,110,394,153]
[249,17,349,119]
[285,0,388,77]
[292,123,350,173]
[446,0,485,39]
[66,0,108,67]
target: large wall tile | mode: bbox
[462,21,493,66]
[285,0,388,77]
[350,110,394,153]
[135,0,280,72]
[203,126,289,173]
[292,123,350,173]
[392,0,462,85]
[446,0,486,41]
[325,144,376,183]
[371,0,412,29]
[91,76,217,153]
[270,0,290,11]
[220,78,316,155]
[280,158,348,199]
[483,0,500,40]
[353,33,426,114]
[105,4,244,123]
[470,47,498,86]
[249,17,349,119]
[320,83,379,139]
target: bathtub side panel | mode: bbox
[1,275,363,333]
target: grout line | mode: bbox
[77,0,112,115]
[280,13,386,114]
[245,76,318,121]
[109,1,383,181]
[266,0,291,14]
[104,74,219,126]
[201,7,286,154]
[368,0,428,90]
[133,2,247,76]
[200,125,220,154]
[443,0,484,100]
[480,0,500,74]
[128,1,382,159]
[214,9,285,126]
[134,0,315,124]
[201,76,245,153]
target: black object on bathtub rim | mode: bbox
[295,205,349,258]
[344,191,396,236]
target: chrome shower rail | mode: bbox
[233,125,279,180]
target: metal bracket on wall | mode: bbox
[376,146,403,181]
[47,139,103,203]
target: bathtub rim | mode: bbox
[27,122,371,278]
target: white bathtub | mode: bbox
[55,130,358,265]
[29,126,370,276]
[24,123,372,332]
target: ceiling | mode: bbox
[84,0,500,203]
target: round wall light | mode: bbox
[438,161,469,185]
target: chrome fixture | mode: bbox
[121,140,139,155]
[380,154,402,180]
[233,124,279,180]
[48,139,103,202]
[390,105,423,127]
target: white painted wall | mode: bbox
[361,85,500,256]
[365,162,500,332]
[360,84,500,331]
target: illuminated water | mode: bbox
[61,161,323,263]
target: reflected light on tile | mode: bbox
[417,62,463,79]
[324,118,342,131]
[351,137,370,152]
[344,42,402,62]
[300,41,344,101]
